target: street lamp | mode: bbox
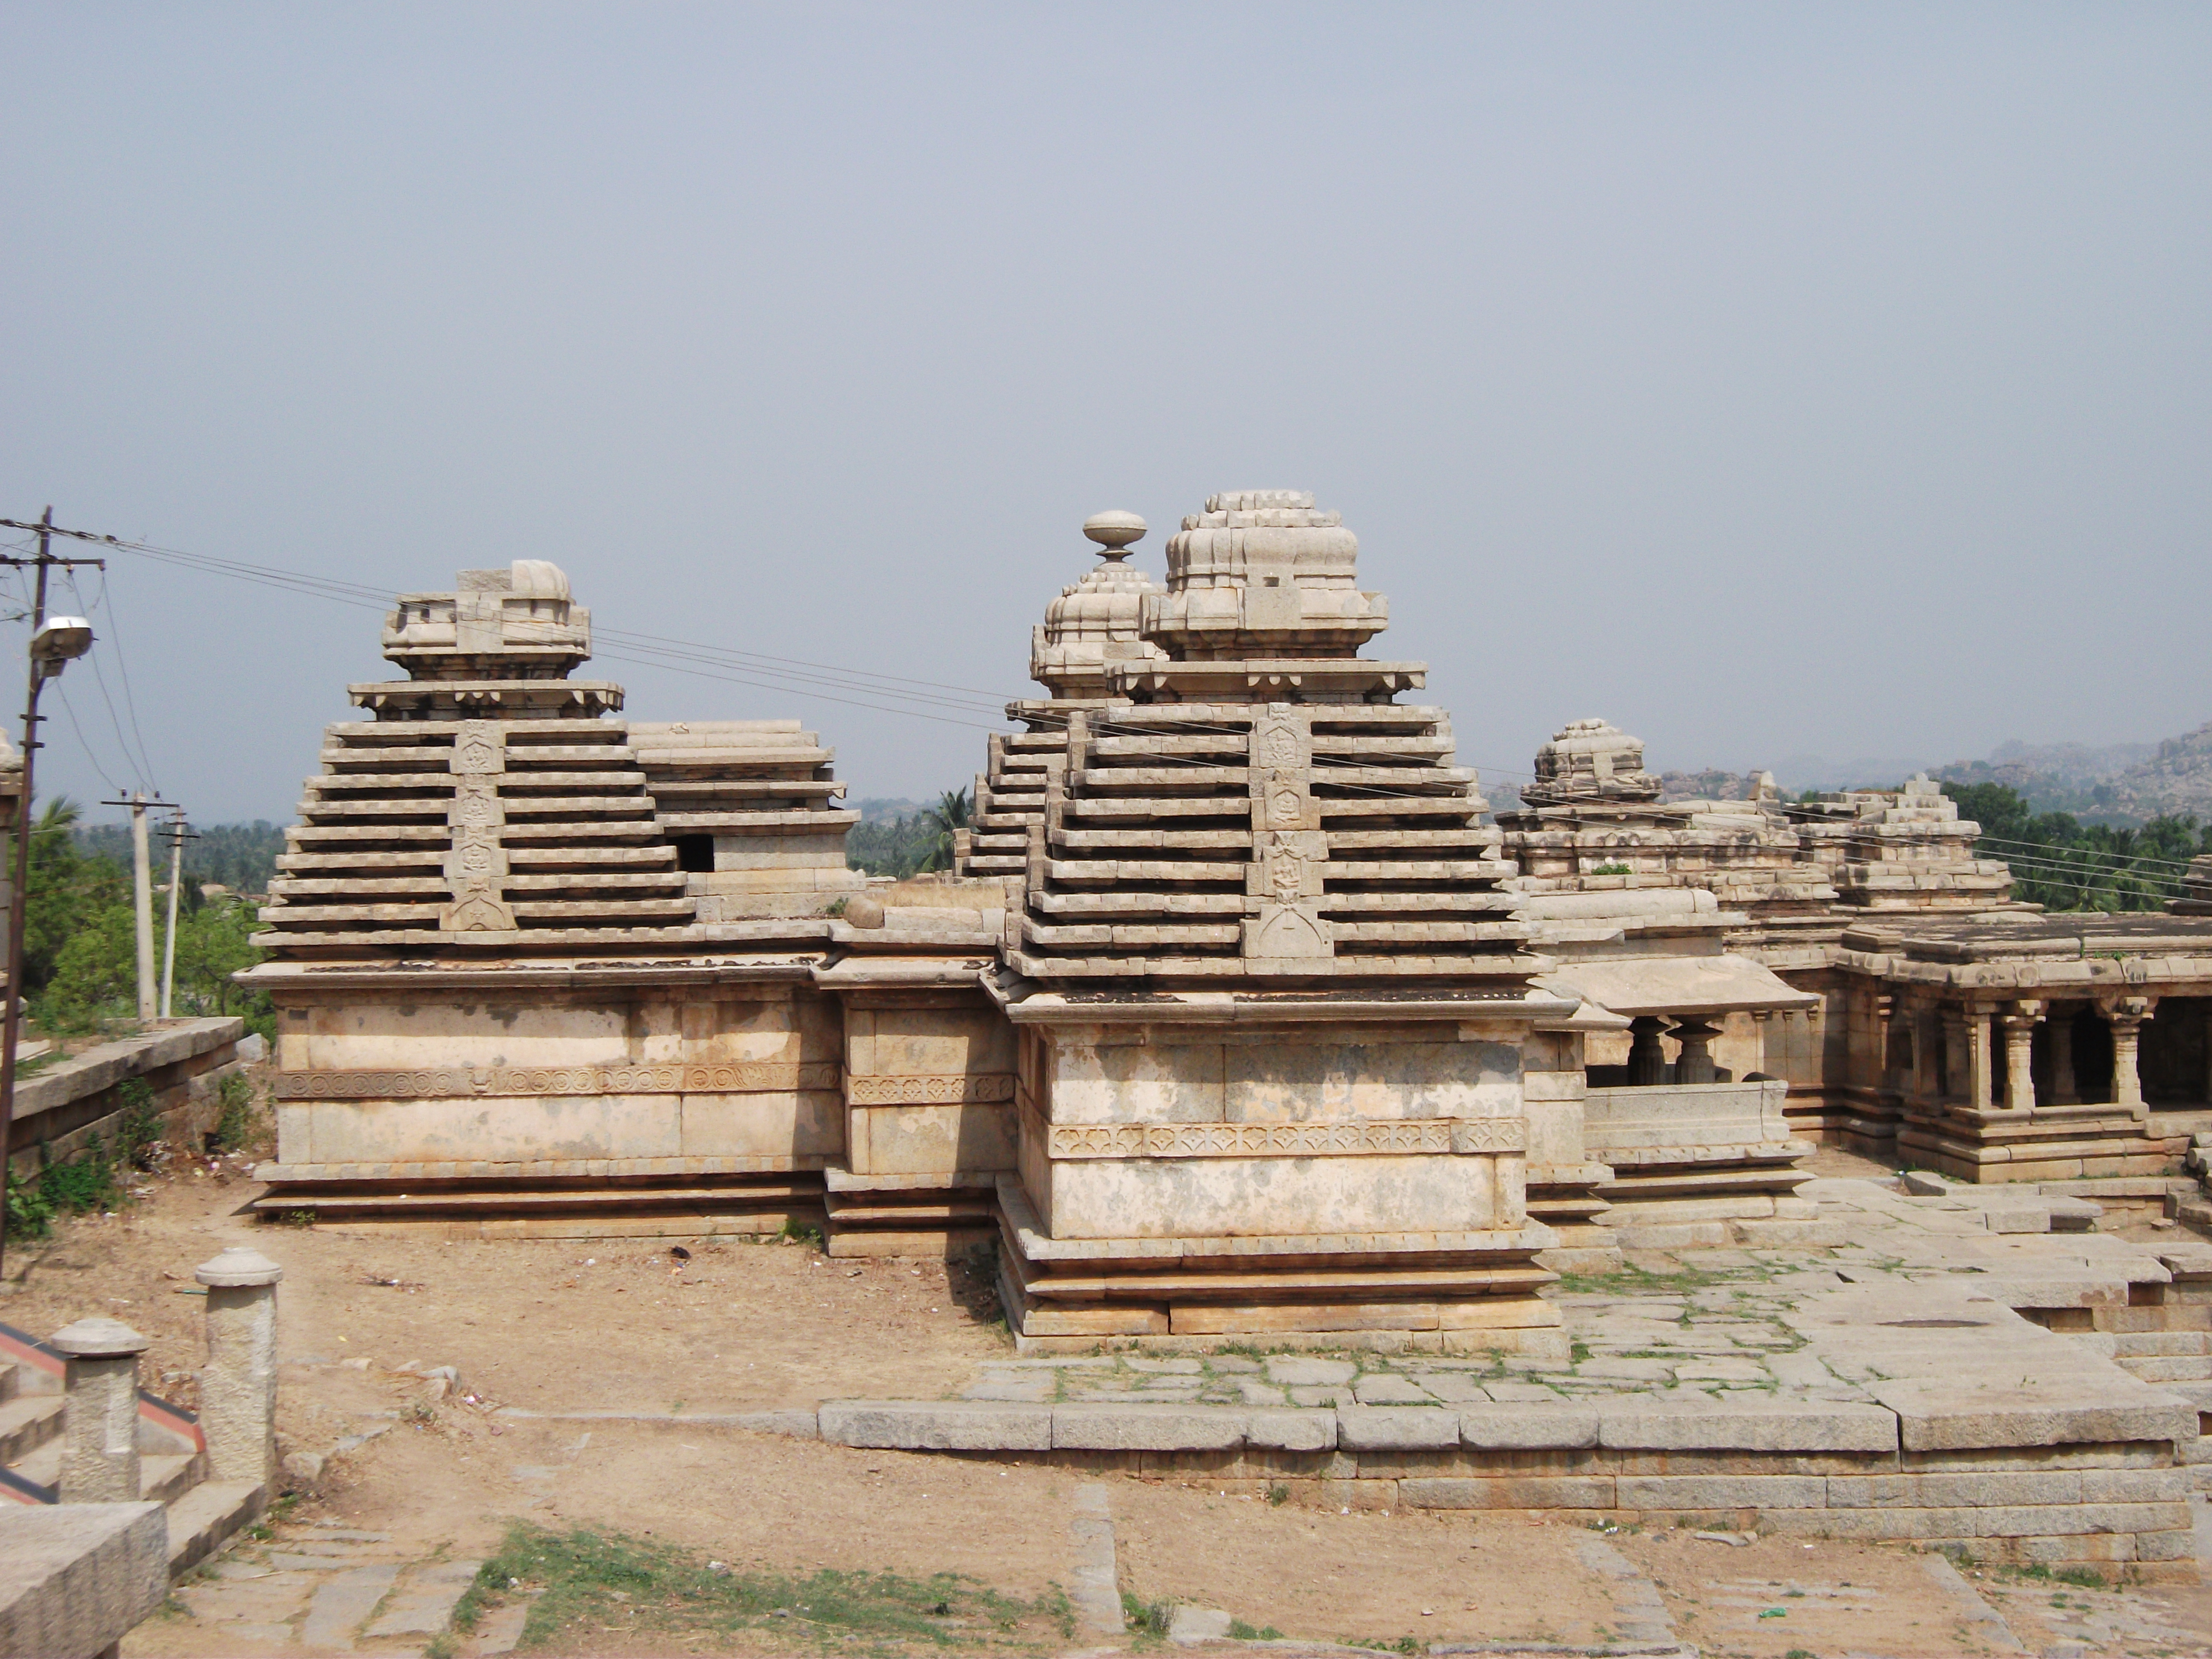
[30,618,93,677]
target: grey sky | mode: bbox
[3,3,2206,825]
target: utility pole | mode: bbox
[0,509,102,1281]
[159,814,197,1020]
[101,792,174,1022]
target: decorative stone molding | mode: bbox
[275,1062,836,1098]
[846,1073,1016,1105]
[1047,1117,1524,1160]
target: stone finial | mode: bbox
[49,1317,150,1358]
[1522,718,1662,807]
[195,1246,283,1288]
[1029,512,1167,699]
[1081,510,1146,560]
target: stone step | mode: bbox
[165,1479,265,1575]
[2117,1355,2212,1383]
[2112,1331,2212,1358]
[0,1395,63,1463]
[2,1441,201,1504]
[141,1453,201,1505]
[7,1438,59,1490]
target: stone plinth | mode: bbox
[196,1246,282,1489]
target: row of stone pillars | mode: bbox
[48,1245,280,1502]
[1882,994,2159,1115]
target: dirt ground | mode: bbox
[6,1139,2212,1657]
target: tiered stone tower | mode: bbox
[260,563,858,955]
[988,491,1574,1353]
[1795,775,2014,911]
[957,512,1161,879]
[248,562,860,1220]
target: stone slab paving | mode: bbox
[173,1519,484,1654]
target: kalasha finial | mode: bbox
[1082,510,1146,561]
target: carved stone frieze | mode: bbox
[276,1062,837,1099]
[846,1073,1017,1105]
[1046,1117,1525,1160]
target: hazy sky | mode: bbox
[4,4,2208,827]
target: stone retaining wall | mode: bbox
[814,1397,2198,1575]
[4,1018,253,1175]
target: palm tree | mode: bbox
[921,787,971,873]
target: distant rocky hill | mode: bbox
[1650,722,2212,825]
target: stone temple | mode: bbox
[250,492,2212,1347]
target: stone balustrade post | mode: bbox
[2001,1003,2040,1112]
[1670,1016,1720,1086]
[195,1246,283,1489]
[50,1318,149,1503]
[1625,1016,1669,1087]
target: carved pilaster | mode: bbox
[1243,707,1332,959]
[440,719,516,931]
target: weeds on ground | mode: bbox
[1998,1562,2108,1590]
[116,1078,164,1171]
[457,1522,1073,1652]
[1120,1592,1172,1637]
[1228,1618,1285,1640]
[207,1073,259,1154]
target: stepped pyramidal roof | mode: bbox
[258,561,853,960]
[1003,491,1538,985]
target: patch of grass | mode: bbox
[422,1635,456,1659]
[1229,1618,1285,1640]
[1122,1590,1172,1636]
[4,1166,54,1241]
[1266,1483,1290,1507]
[779,1219,825,1249]
[2002,1562,2106,1589]
[467,1521,1071,1651]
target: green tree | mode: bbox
[921,786,971,873]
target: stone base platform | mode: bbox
[994,1178,1568,1358]
[807,1235,2206,1575]
[249,1171,826,1241]
[1897,1101,2190,1186]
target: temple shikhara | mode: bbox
[247,491,2212,1352]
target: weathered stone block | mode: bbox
[1242,1409,1334,1452]
[1598,1399,1897,1452]
[818,1401,1050,1451]
[1457,1406,1600,1449]
[1615,1473,1827,1510]
[1051,1405,1245,1451]
[0,1502,168,1659]
[1336,1406,1462,1451]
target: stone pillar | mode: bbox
[1626,1016,1670,1087]
[195,1245,283,1488]
[1964,1008,1994,1112]
[2049,1007,2078,1104]
[1751,1009,1774,1081]
[1671,1016,1720,1086]
[1940,1009,1969,1105]
[2201,1007,2212,1106]
[2107,998,2152,1116]
[2001,1003,2039,1112]
[51,1318,148,1503]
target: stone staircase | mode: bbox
[0,1328,263,1575]
[2109,1329,2212,1405]
[2174,1133,2212,1232]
